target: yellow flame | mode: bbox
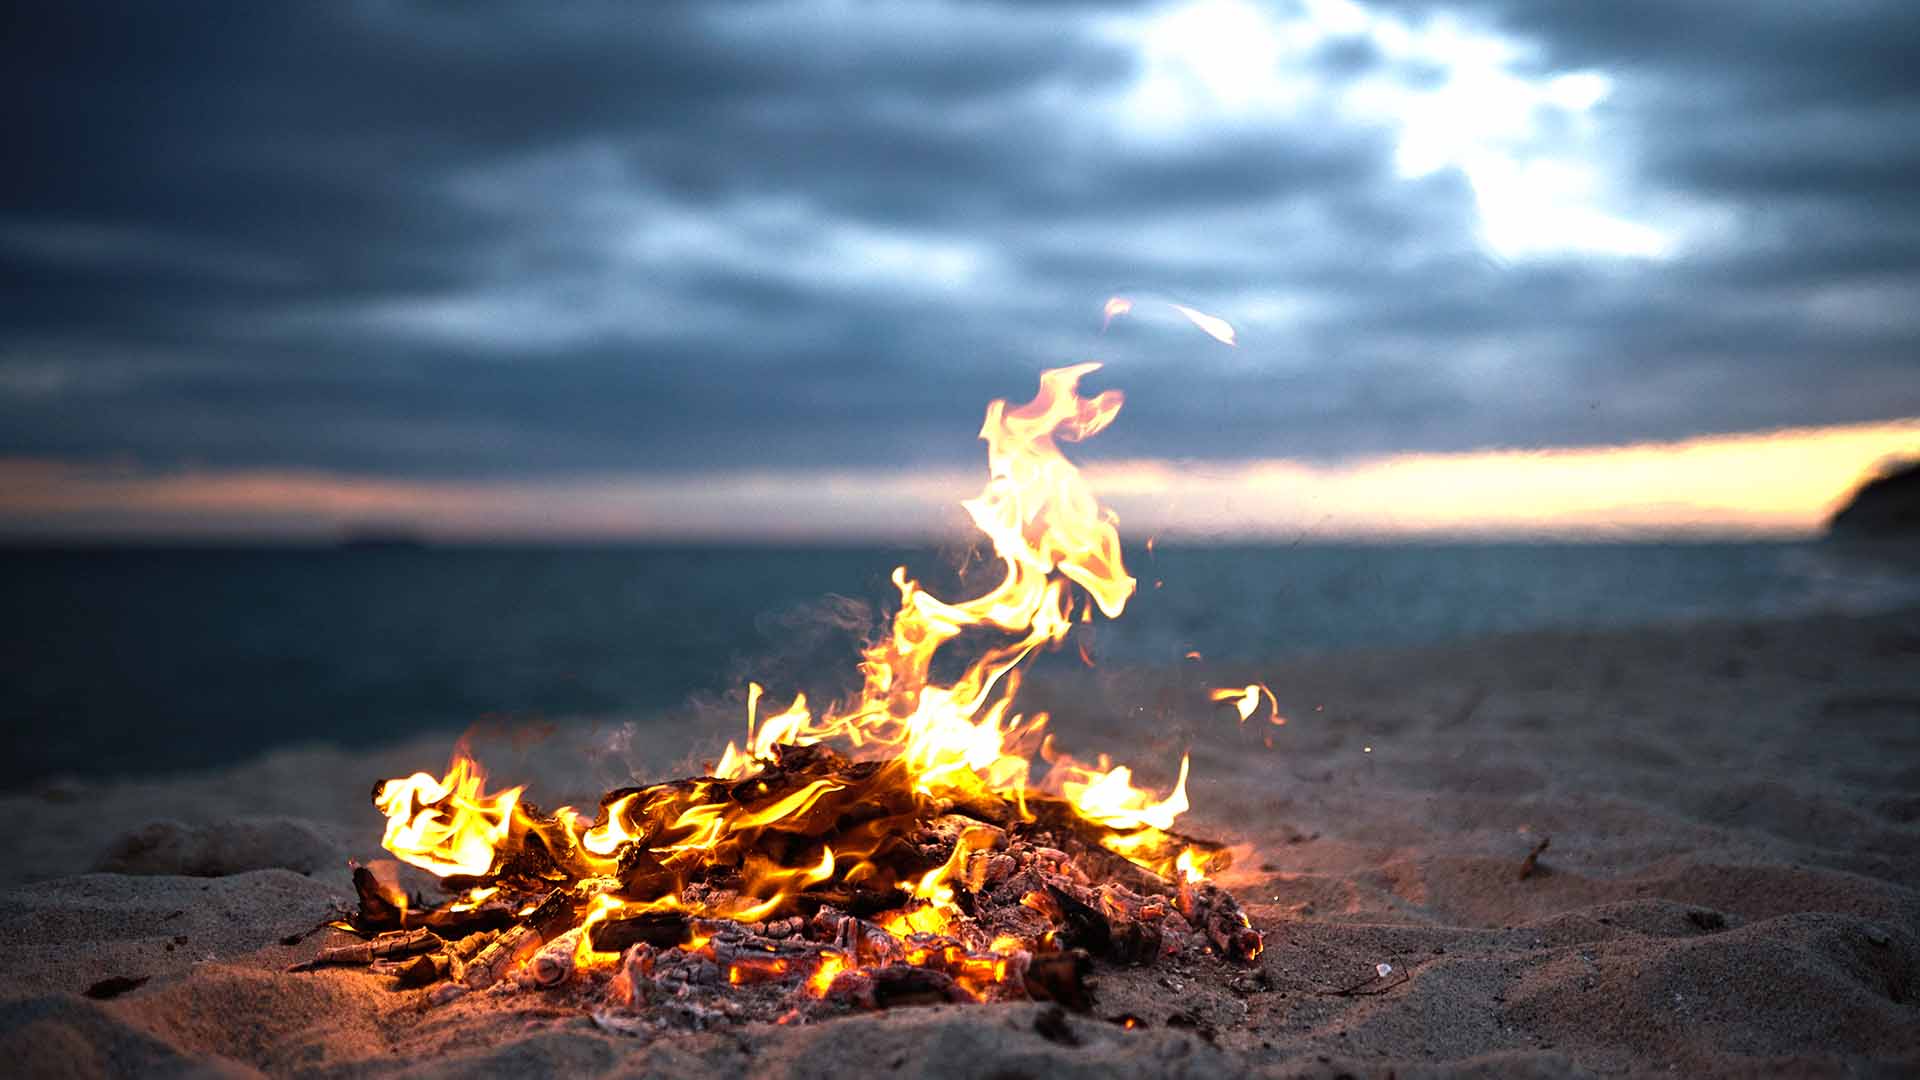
[807,950,850,997]
[1175,847,1207,884]
[373,749,521,877]
[447,884,499,912]
[1061,753,1190,832]
[1210,683,1280,724]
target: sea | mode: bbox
[4,540,1917,785]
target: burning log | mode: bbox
[346,865,515,938]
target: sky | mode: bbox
[4,0,1918,540]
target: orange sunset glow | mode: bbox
[5,418,1913,541]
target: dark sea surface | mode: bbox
[5,541,1916,785]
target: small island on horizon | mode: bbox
[336,524,429,551]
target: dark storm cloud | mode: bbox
[3,0,1917,487]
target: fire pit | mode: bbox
[295,364,1261,1031]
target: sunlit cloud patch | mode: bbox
[1103,0,1675,258]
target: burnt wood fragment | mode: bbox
[83,975,149,1000]
[865,964,968,1008]
[290,927,439,971]
[350,865,407,931]
[589,911,692,953]
[1023,950,1094,1012]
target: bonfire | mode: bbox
[296,363,1261,1029]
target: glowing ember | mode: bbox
[338,364,1261,1021]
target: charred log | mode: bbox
[588,911,692,953]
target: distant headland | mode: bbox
[1828,458,1920,537]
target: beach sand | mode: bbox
[3,606,1917,1077]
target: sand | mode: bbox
[3,606,1917,1077]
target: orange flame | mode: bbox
[1211,683,1281,724]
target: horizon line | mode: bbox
[2,416,1915,544]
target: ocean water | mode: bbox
[4,541,1915,785]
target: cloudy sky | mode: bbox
[4,0,1918,539]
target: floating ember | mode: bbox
[306,363,1261,1028]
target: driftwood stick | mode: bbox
[289,928,438,971]
[1517,835,1551,880]
[447,928,498,960]
[370,951,452,988]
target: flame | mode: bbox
[374,364,1230,991]
[1174,847,1207,884]
[1211,683,1281,724]
[1101,295,1236,346]
[1059,753,1189,832]
[715,683,816,781]
[807,950,850,997]
[373,748,521,877]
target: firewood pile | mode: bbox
[291,365,1270,1032]
[295,742,1260,1030]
